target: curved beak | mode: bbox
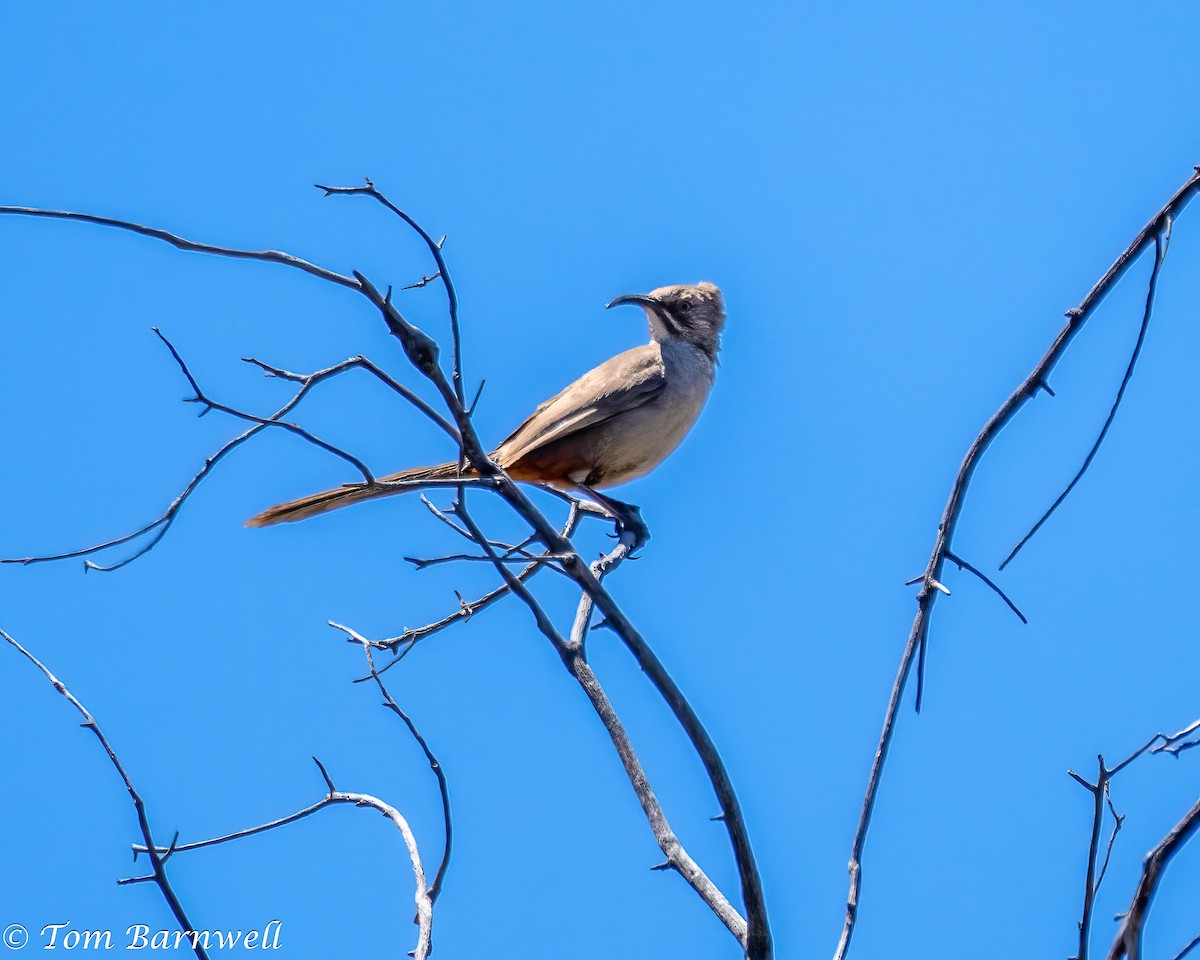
[605,293,660,311]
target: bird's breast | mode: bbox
[589,343,714,487]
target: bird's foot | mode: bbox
[610,502,650,554]
[573,485,651,554]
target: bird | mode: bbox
[245,282,726,535]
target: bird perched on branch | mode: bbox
[246,282,725,538]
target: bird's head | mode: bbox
[606,282,725,360]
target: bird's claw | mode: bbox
[612,504,651,554]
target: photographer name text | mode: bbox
[2,921,283,951]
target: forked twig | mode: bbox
[834,168,1200,960]
[316,179,465,406]
[0,628,209,960]
[131,758,434,960]
[1002,221,1173,569]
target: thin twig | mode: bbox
[834,167,1200,960]
[1,628,209,960]
[569,534,638,648]
[156,329,377,483]
[1151,718,1200,758]
[316,180,465,406]
[334,630,454,905]
[1095,782,1124,902]
[404,551,568,574]
[244,353,459,442]
[1002,220,1173,569]
[944,549,1027,624]
[131,759,434,960]
[0,346,454,571]
[401,271,441,291]
[365,503,584,674]
[0,205,357,288]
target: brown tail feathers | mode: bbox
[245,462,468,528]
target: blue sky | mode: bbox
[3,2,1200,957]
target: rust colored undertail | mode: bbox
[245,462,466,527]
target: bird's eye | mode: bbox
[678,299,693,313]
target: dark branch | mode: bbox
[356,636,453,905]
[1,628,209,960]
[364,503,585,673]
[1108,791,1200,960]
[243,354,459,442]
[1070,757,1117,960]
[0,205,358,288]
[316,180,465,405]
[155,329,378,484]
[1001,221,1173,569]
[445,492,753,946]
[944,549,1027,624]
[834,167,1200,960]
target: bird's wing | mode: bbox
[494,343,667,464]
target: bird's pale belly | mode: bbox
[507,392,703,489]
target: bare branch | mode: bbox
[569,532,639,648]
[356,637,453,905]
[243,353,459,443]
[401,271,441,291]
[131,760,434,960]
[0,342,477,572]
[155,329,378,484]
[835,167,1200,960]
[1151,718,1200,758]
[1108,791,1200,960]
[0,628,209,960]
[1095,782,1124,907]
[0,205,358,288]
[365,503,585,672]
[944,549,1027,624]
[404,551,569,576]
[447,493,752,947]
[316,179,465,405]
[1002,220,1173,569]
[2,193,773,957]
[1069,757,1121,960]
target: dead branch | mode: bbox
[1107,790,1200,960]
[1001,222,1172,568]
[835,167,1200,960]
[0,188,772,958]
[315,178,465,407]
[343,491,755,947]
[0,205,358,288]
[360,643,453,905]
[0,347,460,571]
[131,758,434,960]
[1067,725,1199,958]
[0,628,209,960]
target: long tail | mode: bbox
[245,462,466,527]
